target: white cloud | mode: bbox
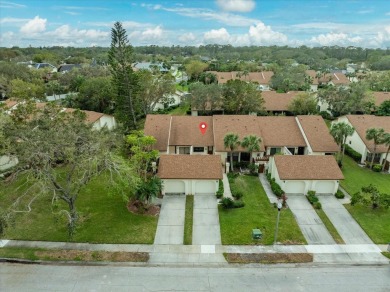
[140,25,163,40]
[178,32,196,43]
[0,1,26,8]
[204,28,231,44]
[20,16,47,34]
[216,0,255,12]
[375,26,390,46]
[247,22,288,45]
[0,17,29,24]
[310,32,363,46]
[47,25,109,40]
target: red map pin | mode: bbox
[199,122,208,134]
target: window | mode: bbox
[178,147,190,154]
[270,147,281,155]
[193,147,204,153]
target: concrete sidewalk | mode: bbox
[1,240,388,265]
[258,174,278,204]
[222,173,233,199]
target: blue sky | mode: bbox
[1,0,390,48]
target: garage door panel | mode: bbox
[285,181,305,194]
[164,180,185,194]
[195,180,216,194]
[316,181,335,194]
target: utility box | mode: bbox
[252,229,262,240]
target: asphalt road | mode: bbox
[1,263,389,291]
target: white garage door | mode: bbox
[284,180,305,194]
[164,180,185,194]
[316,181,336,194]
[195,180,216,194]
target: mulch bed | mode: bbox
[127,200,160,216]
[225,253,313,264]
[35,250,149,262]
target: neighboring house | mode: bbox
[372,91,390,109]
[268,155,344,195]
[57,64,81,73]
[206,71,274,90]
[305,70,319,92]
[1,99,18,113]
[333,115,390,172]
[32,63,57,72]
[158,155,222,195]
[262,91,303,114]
[144,114,339,171]
[153,90,186,111]
[133,62,169,73]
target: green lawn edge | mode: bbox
[184,195,194,245]
[315,209,345,244]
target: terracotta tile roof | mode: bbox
[212,115,306,151]
[297,115,339,153]
[144,115,171,151]
[319,73,350,85]
[274,155,344,180]
[64,108,105,123]
[262,91,302,111]
[306,70,318,85]
[169,116,214,146]
[346,115,390,153]
[158,154,222,179]
[372,91,390,106]
[206,71,273,85]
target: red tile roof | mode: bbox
[144,115,171,151]
[169,116,214,146]
[207,71,274,85]
[158,154,222,179]
[274,155,344,180]
[372,91,390,106]
[262,91,302,111]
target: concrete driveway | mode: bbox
[192,194,221,245]
[154,195,186,245]
[318,194,374,244]
[287,194,335,245]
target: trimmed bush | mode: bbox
[344,144,362,162]
[319,111,333,120]
[373,164,382,172]
[248,163,258,175]
[335,189,345,199]
[307,190,319,204]
[221,197,235,209]
[232,190,244,200]
[233,201,245,208]
[313,201,322,209]
[216,179,224,199]
[270,180,284,198]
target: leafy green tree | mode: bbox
[381,133,390,171]
[351,184,390,209]
[5,103,138,237]
[330,122,354,164]
[108,21,139,130]
[10,79,45,101]
[241,135,261,162]
[189,82,222,114]
[270,65,311,92]
[222,80,264,114]
[366,127,385,169]
[135,176,162,206]
[185,60,208,81]
[377,100,390,116]
[45,80,63,99]
[136,69,176,115]
[288,92,318,115]
[224,133,240,172]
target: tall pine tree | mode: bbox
[108,22,139,130]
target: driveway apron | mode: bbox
[154,195,186,245]
[318,194,374,244]
[287,194,335,245]
[193,194,222,245]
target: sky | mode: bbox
[1,0,390,48]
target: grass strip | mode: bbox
[382,252,390,259]
[0,247,149,262]
[315,209,345,244]
[224,253,313,264]
[184,195,194,245]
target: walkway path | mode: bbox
[153,195,186,245]
[222,173,233,199]
[258,174,278,203]
[318,194,374,244]
[287,194,336,245]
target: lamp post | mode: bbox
[273,201,282,245]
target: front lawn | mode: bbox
[341,155,390,244]
[0,174,158,244]
[218,175,306,245]
[341,156,390,194]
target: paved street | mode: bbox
[193,194,222,245]
[318,194,374,244]
[1,263,389,291]
[153,195,186,245]
[287,194,335,244]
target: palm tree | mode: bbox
[381,133,390,172]
[330,122,355,164]
[241,135,261,163]
[224,133,240,172]
[366,127,385,169]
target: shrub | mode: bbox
[373,164,382,172]
[248,163,258,175]
[216,190,223,199]
[344,144,362,162]
[220,197,235,209]
[233,200,245,208]
[266,173,272,182]
[335,189,345,199]
[319,111,333,120]
[307,190,319,205]
[270,180,284,197]
[216,179,224,198]
[313,201,322,209]
[232,190,244,200]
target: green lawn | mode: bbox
[0,173,158,244]
[168,104,189,116]
[315,209,344,244]
[219,175,306,245]
[184,195,194,245]
[341,155,390,244]
[341,156,390,194]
